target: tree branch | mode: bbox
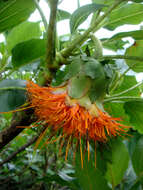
[102,55,143,62]
[46,0,58,67]
[33,0,48,30]
[0,127,46,167]
[0,109,35,150]
[60,0,125,58]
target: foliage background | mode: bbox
[0,0,143,190]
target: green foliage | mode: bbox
[57,9,71,21]
[132,137,143,177]
[110,30,143,41]
[75,153,111,190]
[125,41,143,72]
[68,75,91,99]
[124,100,143,134]
[105,3,143,30]
[70,3,106,33]
[0,0,36,33]
[12,39,46,68]
[6,21,42,52]
[1,0,143,190]
[0,79,26,112]
[106,139,130,187]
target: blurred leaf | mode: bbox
[70,3,105,33]
[0,0,36,33]
[132,137,143,177]
[124,100,143,134]
[6,21,42,52]
[110,30,143,41]
[0,79,26,112]
[68,75,91,99]
[57,9,71,22]
[75,152,111,190]
[125,41,143,72]
[106,139,130,187]
[105,4,143,30]
[83,58,105,79]
[131,0,143,2]
[12,39,46,68]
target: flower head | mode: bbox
[26,81,129,167]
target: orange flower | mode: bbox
[26,81,129,167]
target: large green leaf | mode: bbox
[6,21,42,52]
[124,100,143,134]
[57,9,71,22]
[104,102,130,126]
[68,75,91,99]
[106,139,130,187]
[0,0,36,33]
[132,137,143,177]
[70,3,105,33]
[75,152,111,190]
[112,76,140,97]
[110,30,143,41]
[12,39,46,69]
[83,58,105,79]
[0,79,26,112]
[125,40,143,72]
[105,3,143,30]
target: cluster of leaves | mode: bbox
[0,0,143,190]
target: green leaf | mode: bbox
[92,0,114,5]
[75,152,111,190]
[12,39,46,68]
[83,58,105,79]
[110,30,143,41]
[6,21,42,52]
[106,139,130,187]
[64,58,83,80]
[112,76,140,97]
[0,0,36,33]
[132,137,143,177]
[0,79,26,112]
[125,40,143,72]
[68,75,91,99]
[103,39,127,51]
[52,58,83,86]
[70,3,105,33]
[104,102,130,126]
[57,9,71,22]
[124,100,143,134]
[105,3,143,30]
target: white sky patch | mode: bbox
[0,34,5,43]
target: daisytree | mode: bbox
[0,0,143,189]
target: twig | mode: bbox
[110,81,143,97]
[104,96,142,103]
[0,109,35,150]
[33,0,48,30]
[60,0,125,58]
[46,0,58,66]
[0,127,46,167]
[102,55,143,62]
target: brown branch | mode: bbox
[46,0,58,67]
[0,127,46,167]
[0,109,35,150]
